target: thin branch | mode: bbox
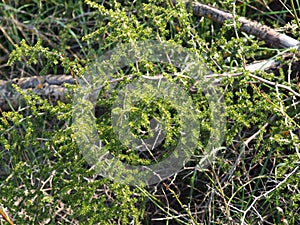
[241,166,299,224]
[249,73,300,97]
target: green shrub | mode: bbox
[1,0,299,224]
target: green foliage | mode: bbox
[0,88,143,224]
[8,39,86,76]
[1,0,300,224]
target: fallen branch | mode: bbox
[1,54,300,111]
[0,75,76,111]
[173,0,300,79]
[1,2,300,111]
[173,0,300,48]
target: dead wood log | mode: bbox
[0,75,76,111]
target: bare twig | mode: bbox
[249,73,300,97]
[241,166,299,224]
[0,207,15,225]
